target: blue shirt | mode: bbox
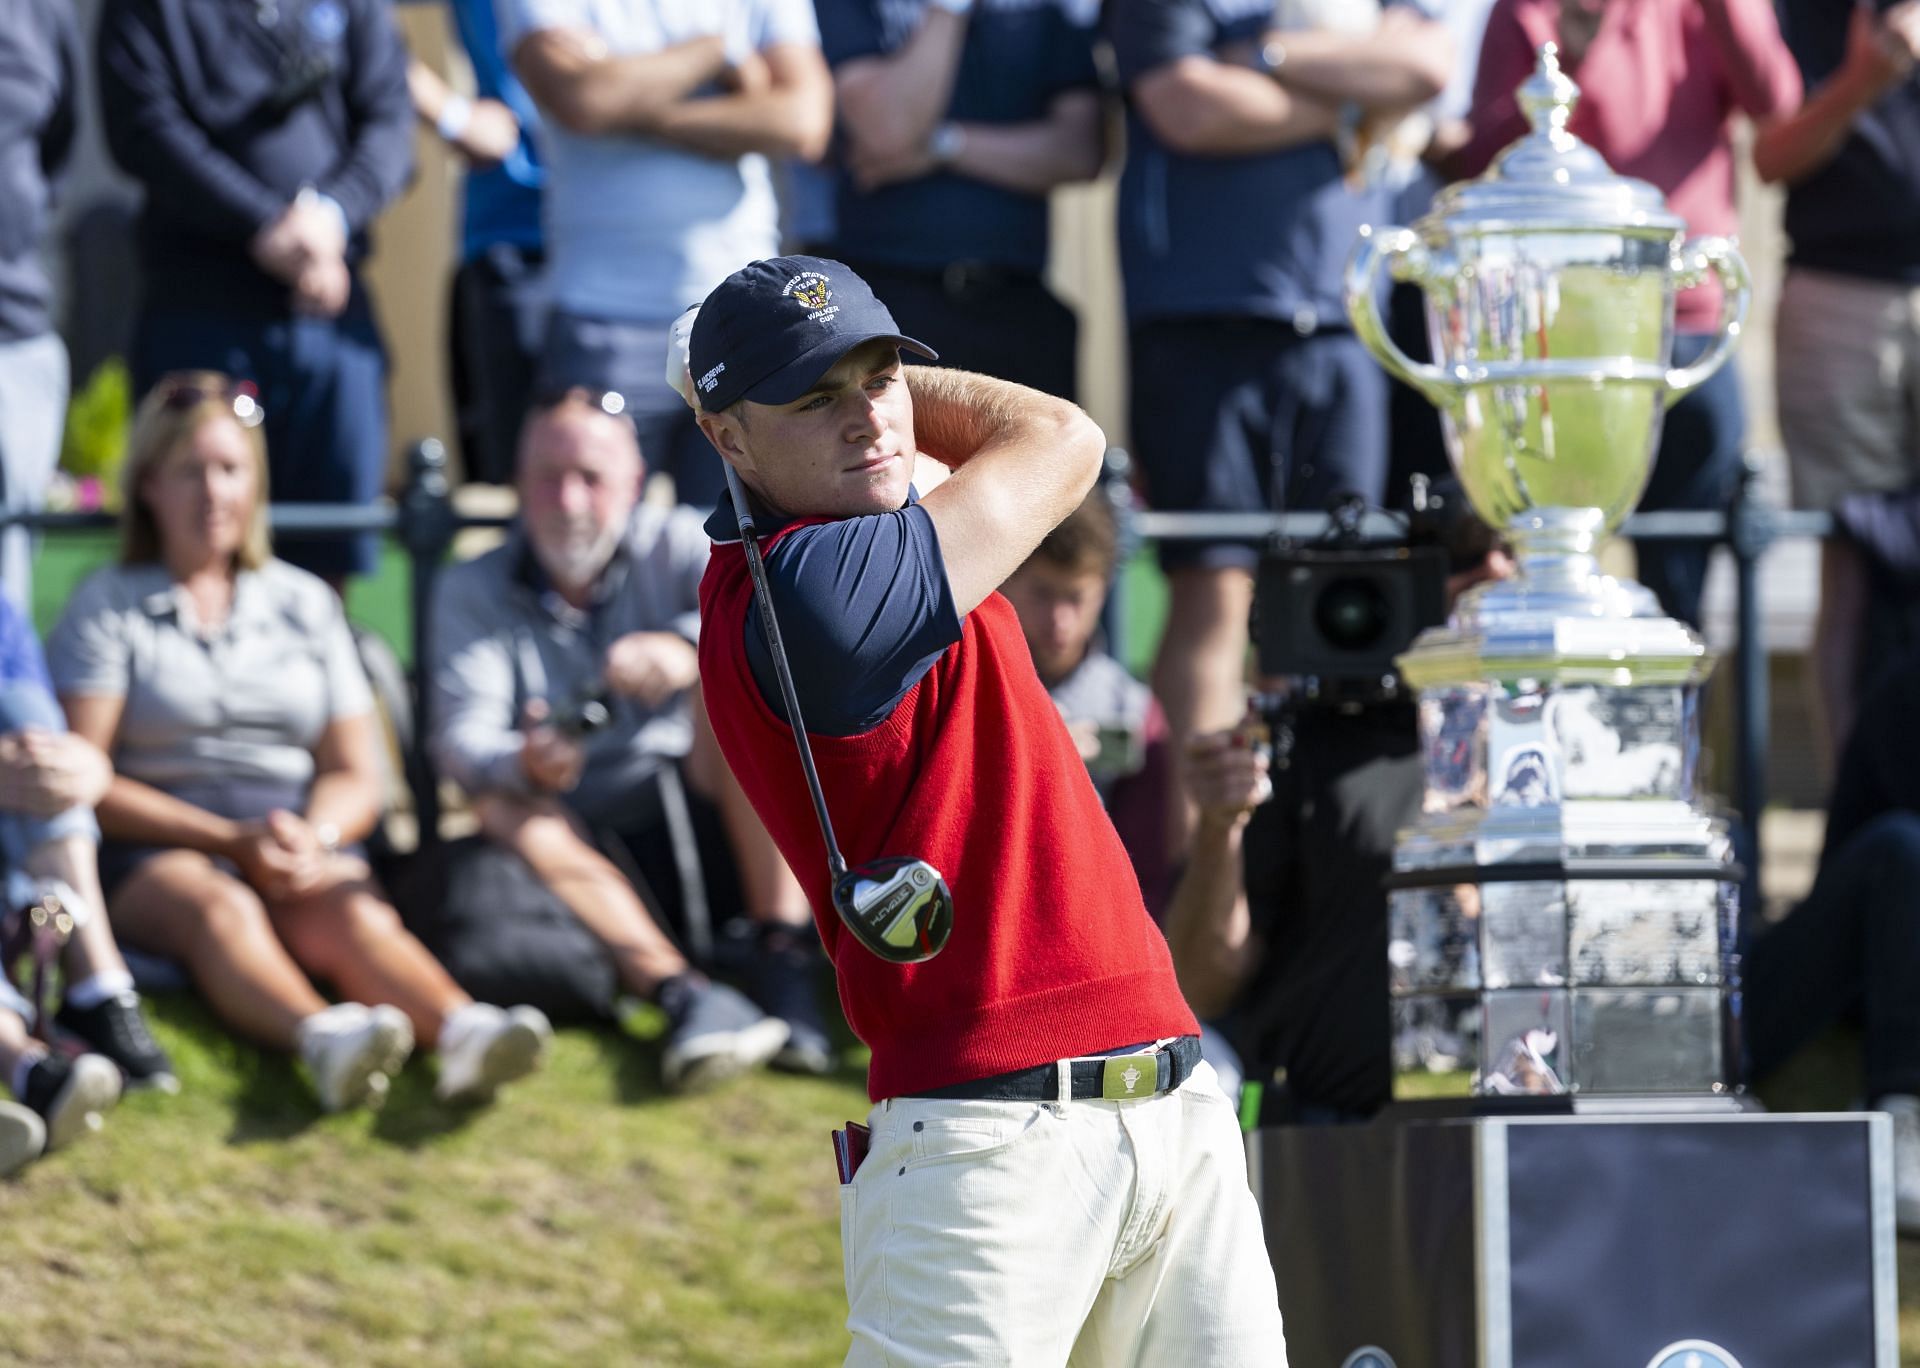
[816,0,1101,274]
[1107,0,1415,327]
[445,0,544,258]
[0,595,52,695]
[704,485,961,736]
[1775,0,1920,284]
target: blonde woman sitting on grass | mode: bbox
[47,373,550,1113]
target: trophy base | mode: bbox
[1254,1110,1896,1366]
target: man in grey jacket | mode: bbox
[428,387,830,1090]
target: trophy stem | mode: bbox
[1505,506,1607,594]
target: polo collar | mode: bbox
[137,562,270,636]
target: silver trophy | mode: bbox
[1345,46,1751,1100]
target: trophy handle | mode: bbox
[1345,225,1455,407]
[1665,236,1751,399]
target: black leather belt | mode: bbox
[910,1036,1202,1103]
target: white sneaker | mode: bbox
[23,1053,122,1151]
[0,1100,46,1177]
[1880,1094,1920,1238]
[300,1003,415,1113]
[434,1003,551,1105]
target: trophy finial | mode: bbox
[1518,43,1579,138]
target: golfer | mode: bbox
[684,257,1285,1365]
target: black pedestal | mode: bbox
[1253,1111,1895,1368]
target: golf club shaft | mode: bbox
[720,462,850,880]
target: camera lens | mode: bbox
[1313,576,1391,652]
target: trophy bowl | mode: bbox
[1345,45,1751,549]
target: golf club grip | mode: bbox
[719,463,849,879]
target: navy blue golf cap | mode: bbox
[687,256,936,412]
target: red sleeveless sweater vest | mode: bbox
[699,520,1197,1101]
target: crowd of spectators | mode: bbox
[0,0,1914,1234]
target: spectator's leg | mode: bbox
[1777,267,1914,766]
[0,332,69,613]
[1152,565,1257,853]
[0,683,128,993]
[1133,319,1276,857]
[475,792,691,996]
[450,247,548,487]
[685,689,809,927]
[270,293,387,583]
[1813,538,1872,761]
[687,693,833,1070]
[108,851,328,1050]
[1743,812,1920,1096]
[1274,331,1391,516]
[268,875,471,1049]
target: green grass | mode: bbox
[0,994,868,1367]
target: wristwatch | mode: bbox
[1249,38,1287,78]
[436,93,474,143]
[929,122,966,166]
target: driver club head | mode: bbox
[831,857,954,964]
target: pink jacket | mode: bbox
[1458,0,1802,332]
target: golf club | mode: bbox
[719,462,954,965]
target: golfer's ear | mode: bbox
[697,412,745,463]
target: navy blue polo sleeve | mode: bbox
[1106,0,1216,85]
[745,504,963,737]
[815,0,885,66]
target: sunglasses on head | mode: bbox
[530,383,628,419]
[153,375,265,429]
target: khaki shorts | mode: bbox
[1777,266,1920,512]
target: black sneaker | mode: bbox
[657,976,790,1094]
[746,927,838,1077]
[21,1054,121,1150]
[56,992,178,1093]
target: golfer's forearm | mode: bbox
[1164,817,1258,1018]
[906,368,1086,469]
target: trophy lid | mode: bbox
[1427,44,1683,234]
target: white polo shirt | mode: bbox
[502,0,822,323]
[46,559,374,797]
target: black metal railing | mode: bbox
[8,442,1827,910]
